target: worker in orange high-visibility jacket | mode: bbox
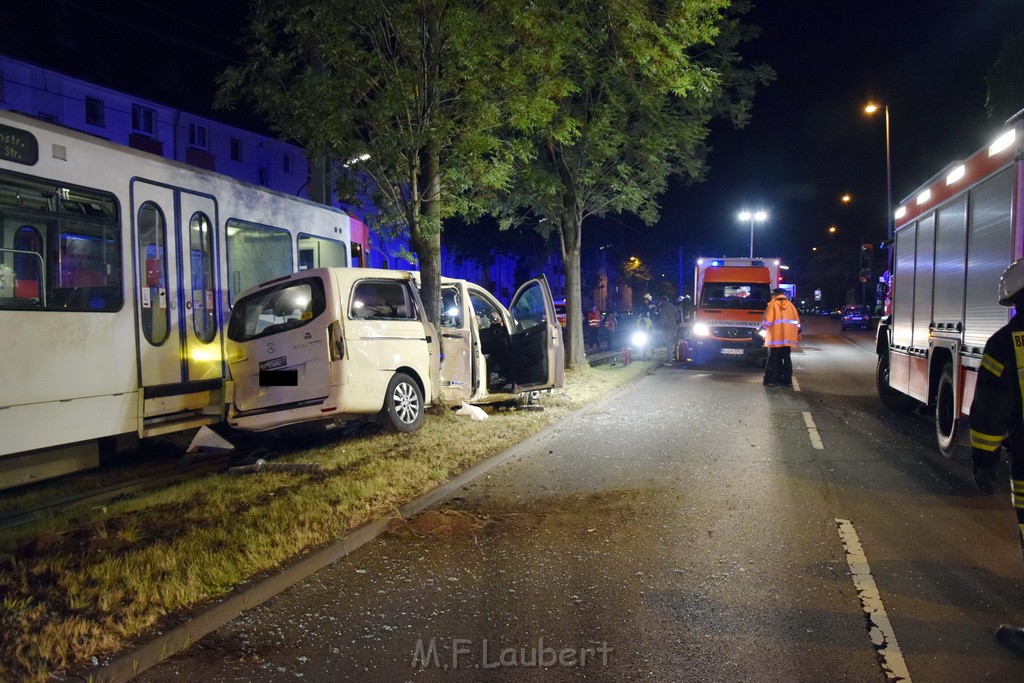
[760,288,801,387]
[969,257,1024,656]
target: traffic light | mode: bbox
[860,243,874,269]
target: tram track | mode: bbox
[0,456,232,531]
[0,420,376,532]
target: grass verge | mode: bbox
[0,357,659,681]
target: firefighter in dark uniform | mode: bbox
[970,257,1024,654]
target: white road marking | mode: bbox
[802,411,824,450]
[835,519,913,682]
[792,377,801,392]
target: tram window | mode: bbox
[138,202,170,344]
[0,172,121,312]
[13,226,42,300]
[190,212,216,343]
[226,218,291,305]
[297,233,347,270]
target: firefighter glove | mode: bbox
[972,463,999,495]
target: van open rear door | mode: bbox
[509,275,564,392]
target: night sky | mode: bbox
[3,0,1023,282]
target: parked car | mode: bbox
[840,304,872,331]
[224,268,564,435]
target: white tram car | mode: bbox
[0,110,365,489]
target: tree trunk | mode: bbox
[417,141,443,328]
[559,204,585,370]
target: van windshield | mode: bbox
[699,283,771,310]
[227,277,326,343]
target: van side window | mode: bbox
[440,286,462,327]
[351,281,416,320]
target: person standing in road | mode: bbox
[968,258,1024,656]
[655,295,675,360]
[760,288,801,386]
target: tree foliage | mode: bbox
[986,20,1024,123]
[498,0,773,368]
[218,0,566,324]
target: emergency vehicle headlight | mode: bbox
[693,323,711,337]
[631,331,649,348]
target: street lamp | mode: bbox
[864,103,893,239]
[738,210,767,258]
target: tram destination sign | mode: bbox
[0,124,39,166]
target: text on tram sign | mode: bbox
[0,124,39,166]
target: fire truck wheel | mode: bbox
[378,372,424,433]
[935,362,969,459]
[876,353,918,413]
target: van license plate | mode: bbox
[260,369,298,386]
[721,348,743,356]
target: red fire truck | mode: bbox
[875,113,1024,458]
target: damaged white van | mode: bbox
[225,269,437,433]
[224,267,563,434]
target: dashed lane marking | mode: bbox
[802,411,824,450]
[835,518,912,682]
[792,377,801,392]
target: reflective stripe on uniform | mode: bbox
[1012,478,1024,509]
[1016,332,1024,429]
[981,353,1005,378]
[971,429,1004,451]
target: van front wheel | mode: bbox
[379,373,424,433]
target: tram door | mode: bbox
[131,181,220,400]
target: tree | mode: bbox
[986,20,1024,123]
[218,0,563,325]
[499,0,773,368]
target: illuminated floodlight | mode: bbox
[344,152,372,167]
[754,210,768,221]
[916,189,931,205]
[894,206,907,220]
[989,130,1016,157]
[945,165,966,185]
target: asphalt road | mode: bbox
[137,318,1024,682]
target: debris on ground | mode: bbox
[228,460,324,475]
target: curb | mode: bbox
[82,360,665,682]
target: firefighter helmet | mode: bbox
[998,258,1024,306]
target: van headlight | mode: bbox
[693,323,711,337]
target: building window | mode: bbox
[0,70,5,102]
[258,167,268,186]
[85,97,105,127]
[132,104,156,136]
[230,137,242,161]
[188,122,208,149]
[283,153,291,174]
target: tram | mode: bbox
[0,110,366,489]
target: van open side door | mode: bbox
[509,275,564,392]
